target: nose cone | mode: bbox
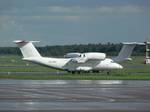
[111,63,123,69]
[115,63,123,69]
[118,64,123,69]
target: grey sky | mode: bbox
[0,0,150,46]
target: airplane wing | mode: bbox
[64,58,99,71]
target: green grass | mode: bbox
[0,55,150,80]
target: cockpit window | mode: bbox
[110,60,114,63]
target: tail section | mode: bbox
[14,40,41,58]
[113,42,144,62]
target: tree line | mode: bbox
[0,43,145,56]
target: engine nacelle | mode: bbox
[70,52,106,63]
[64,53,81,58]
[65,52,106,60]
[83,52,106,60]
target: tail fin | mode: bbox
[13,40,41,58]
[113,42,144,62]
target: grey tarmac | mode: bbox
[0,80,150,112]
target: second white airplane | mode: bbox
[14,40,142,73]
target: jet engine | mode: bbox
[65,52,106,59]
[83,52,106,60]
[64,53,81,58]
[69,52,106,63]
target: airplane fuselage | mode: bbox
[23,57,123,72]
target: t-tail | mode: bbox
[113,42,144,62]
[13,40,41,58]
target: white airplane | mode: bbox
[14,40,143,73]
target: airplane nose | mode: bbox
[112,63,123,69]
[118,64,123,69]
[108,63,123,69]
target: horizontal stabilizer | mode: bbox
[14,40,41,58]
[13,40,40,44]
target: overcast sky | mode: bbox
[0,0,150,46]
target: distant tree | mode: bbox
[0,43,145,56]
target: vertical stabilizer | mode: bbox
[113,42,144,62]
[14,40,41,58]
